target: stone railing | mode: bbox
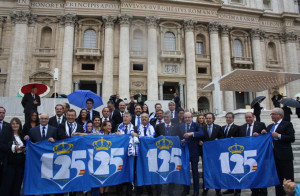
[160,50,184,61]
[75,48,101,59]
[231,57,253,64]
[130,51,146,57]
[34,48,56,56]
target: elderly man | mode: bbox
[180,112,204,196]
[263,108,295,196]
[168,101,177,119]
[49,104,66,128]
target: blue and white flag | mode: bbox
[203,133,279,189]
[23,135,134,195]
[136,136,191,186]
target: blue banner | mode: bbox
[136,136,191,186]
[203,133,280,189]
[23,135,134,195]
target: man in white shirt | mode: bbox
[49,104,66,128]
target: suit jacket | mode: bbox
[253,102,262,116]
[171,117,183,125]
[131,115,142,126]
[0,121,10,133]
[150,118,164,128]
[155,123,181,139]
[21,93,41,113]
[239,121,266,137]
[202,123,224,141]
[114,99,123,109]
[111,109,122,125]
[267,120,295,161]
[57,122,84,140]
[49,115,67,128]
[29,125,58,143]
[222,123,240,138]
[179,122,204,158]
[87,110,100,121]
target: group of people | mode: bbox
[0,86,296,196]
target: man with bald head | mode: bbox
[28,113,57,143]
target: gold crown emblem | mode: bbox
[156,137,173,150]
[53,141,74,155]
[93,137,112,151]
[228,143,244,154]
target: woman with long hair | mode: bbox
[196,113,206,128]
[76,109,88,130]
[92,116,102,134]
[22,110,39,136]
[0,118,25,196]
[142,104,149,114]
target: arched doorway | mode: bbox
[198,97,209,113]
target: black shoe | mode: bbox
[181,190,189,196]
[202,189,208,196]
[222,190,234,194]
[233,192,240,196]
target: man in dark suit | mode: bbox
[114,94,123,109]
[239,112,267,196]
[107,101,122,125]
[168,101,177,119]
[62,102,70,117]
[150,109,164,128]
[252,100,263,122]
[180,112,204,196]
[57,109,84,140]
[173,93,180,111]
[149,103,162,121]
[131,104,142,126]
[21,86,41,123]
[119,101,126,118]
[0,107,9,133]
[171,108,185,125]
[222,112,240,196]
[86,98,100,121]
[201,113,224,196]
[49,104,66,128]
[28,113,57,143]
[264,108,295,196]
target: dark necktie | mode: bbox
[121,113,124,118]
[137,116,141,127]
[69,123,73,136]
[246,124,251,136]
[143,126,147,136]
[87,111,91,120]
[125,125,128,134]
[57,117,61,125]
[0,121,2,132]
[42,126,46,140]
[224,125,229,136]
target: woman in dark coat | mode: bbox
[282,105,292,122]
[22,110,39,136]
[0,117,25,196]
[252,100,263,122]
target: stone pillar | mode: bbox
[0,17,5,48]
[58,13,77,95]
[179,82,184,108]
[220,25,234,112]
[146,16,159,100]
[74,80,79,91]
[118,14,131,99]
[208,22,224,114]
[7,11,32,97]
[250,28,267,108]
[96,80,102,96]
[184,20,198,112]
[102,16,116,100]
[159,81,164,100]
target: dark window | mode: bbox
[82,64,95,70]
[298,0,300,13]
[198,67,207,74]
[133,64,143,71]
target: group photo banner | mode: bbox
[203,133,280,189]
[136,136,191,186]
[23,135,134,195]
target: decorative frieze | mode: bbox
[164,64,179,74]
[145,16,159,29]
[102,15,117,29]
[183,20,196,32]
[279,32,298,43]
[118,14,132,27]
[10,11,36,25]
[208,22,219,33]
[57,13,77,27]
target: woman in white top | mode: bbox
[0,117,26,196]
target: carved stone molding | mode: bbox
[118,14,132,27]
[250,28,264,40]
[10,11,36,25]
[57,13,77,27]
[220,24,232,36]
[37,17,58,25]
[132,81,145,88]
[159,81,164,86]
[0,16,6,26]
[208,22,219,33]
[145,16,160,29]
[279,31,298,43]
[183,19,196,32]
[102,15,117,29]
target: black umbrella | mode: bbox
[251,96,266,108]
[280,98,300,108]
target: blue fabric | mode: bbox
[296,184,300,196]
[67,90,103,109]
[136,136,190,186]
[23,135,134,195]
[203,133,279,189]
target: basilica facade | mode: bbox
[0,0,299,113]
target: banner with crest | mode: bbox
[135,136,191,186]
[23,135,134,195]
[203,133,279,189]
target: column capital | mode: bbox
[57,13,77,27]
[118,14,132,27]
[10,10,36,25]
[102,15,117,29]
[159,81,164,86]
[279,31,298,43]
[73,80,79,84]
[96,80,102,84]
[179,82,184,86]
[145,16,160,29]
[220,24,232,36]
[183,20,196,32]
[250,28,264,40]
[0,16,6,26]
[208,22,219,33]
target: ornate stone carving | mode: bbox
[37,17,58,25]
[145,16,160,28]
[208,22,219,33]
[220,24,232,36]
[132,81,145,88]
[279,31,298,43]
[102,15,117,28]
[57,13,77,27]
[10,11,36,25]
[250,28,264,40]
[30,72,52,79]
[183,20,196,32]
[118,14,132,26]
[0,16,6,25]
[164,64,179,74]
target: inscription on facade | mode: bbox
[218,14,259,23]
[164,64,179,74]
[260,20,282,27]
[65,1,120,9]
[31,2,64,8]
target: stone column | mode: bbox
[220,25,234,112]
[250,28,267,108]
[0,17,5,48]
[96,80,102,95]
[179,82,184,108]
[74,80,79,91]
[208,22,224,114]
[118,14,131,99]
[146,16,159,100]
[159,81,164,100]
[7,11,31,97]
[58,13,77,95]
[184,20,198,112]
[102,16,116,100]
